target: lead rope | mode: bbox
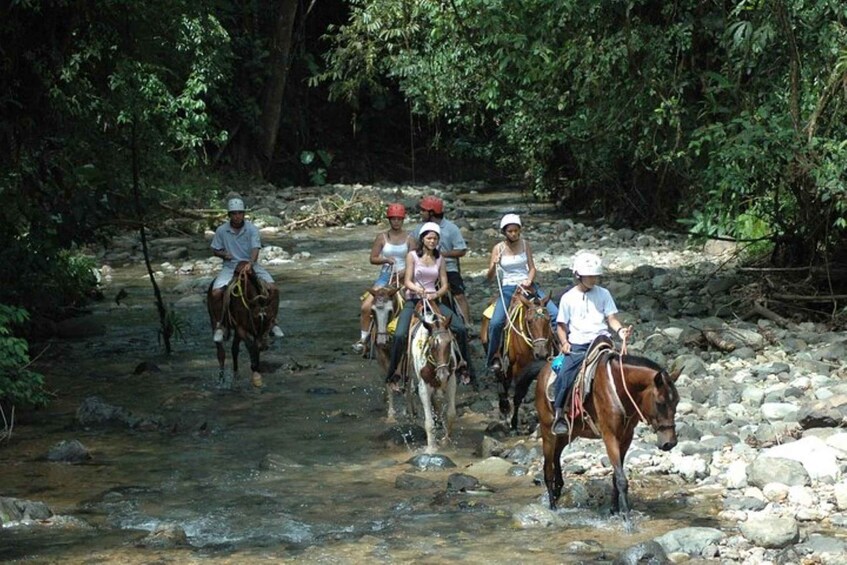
[618,327,647,424]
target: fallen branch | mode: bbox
[771,293,847,302]
[748,301,792,327]
[702,330,736,352]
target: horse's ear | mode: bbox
[386,286,399,297]
[541,295,550,306]
[668,369,681,383]
[516,292,530,307]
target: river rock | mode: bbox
[395,473,437,490]
[75,396,164,431]
[465,456,514,477]
[512,503,565,528]
[738,514,799,548]
[137,523,190,549]
[798,395,847,429]
[747,456,810,488]
[613,540,670,565]
[763,436,841,482]
[46,439,92,463]
[654,526,725,556]
[406,454,456,470]
[0,497,53,524]
[446,473,480,492]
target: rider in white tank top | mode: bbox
[498,242,529,286]
[381,237,408,274]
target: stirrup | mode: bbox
[552,409,569,436]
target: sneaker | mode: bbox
[213,328,224,343]
[351,340,365,354]
[271,325,284,338]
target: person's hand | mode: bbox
[559,340,571,354]
[618,326,633,340]
[385,257,396,265]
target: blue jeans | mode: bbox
[386,299,473,380]
[553,343,588,410]
[486,284,558,368]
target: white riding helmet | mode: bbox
[499,213,522,230]
[572,252,603,277]
[227,197,246,213]
[419,222,441,237]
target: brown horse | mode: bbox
[482,290,553,430]
[365,286,402,420]
[207,262,279,388]
[528,352,680,524]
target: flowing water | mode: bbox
[1,188,722,563]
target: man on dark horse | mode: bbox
[209,197,284,343]
[552,252,631,435]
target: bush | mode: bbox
[0,305,48,412]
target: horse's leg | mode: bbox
[442,373,457,444]
[247,337,263,388]
[603,431,631,522]
[231,335,240,378]
[542,427,568,509]
[510,363,524,431]
[498,365,511,419]
[418,383,437,453]
[215,343,226,381]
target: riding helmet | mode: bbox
[572,252,603,277]
[227,197,246,213]
[420,195,444,214]
[386,203,406,218]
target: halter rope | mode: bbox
[617,328,648,424]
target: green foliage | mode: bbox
[0,306,48,409]
[300,150,334,186]
[317,0,847,263]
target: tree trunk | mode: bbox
[255,0,299,177]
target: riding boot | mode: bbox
[552,407,569,436]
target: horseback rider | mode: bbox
[209,197,284,343]
[385,222,474,388]
[551,252,631,435]
[352,202,415,353]
[485,213,558,377]
[413,195,472,326]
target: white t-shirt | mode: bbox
[556,285,618,345]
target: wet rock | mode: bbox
[133,361,161,375]
[614,540,671,565]
[465,456,513,477]
[764,436,841,482]
[406,454,456,470]
[723,495,767,512]
[654,526,725,556]
[446,473,480,492]
[395,473,437,490]
[306,387,338,395]
[739,514,799,548]
[137,523,190,549]
[376,424,426,446]
[75,396,164,431]
[0,497,53,524]
[747,456,810,488]
[478,435,504,458]
[512,503,565,528]
[798,395,847,429]
[46,440,92,463]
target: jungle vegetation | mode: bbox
[1,0,846,410]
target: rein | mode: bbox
[617,330,649,425]
[494,256,533,345]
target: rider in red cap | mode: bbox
[353,203,415,353]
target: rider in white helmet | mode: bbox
[484,213,558,377]
[551,252,632,435]
[209,196,284,343]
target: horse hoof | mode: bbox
[251,373,263,388]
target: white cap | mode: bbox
[227,197,246,212]
[572,252,603,276]
[500,213,522,230]
[419,222,441,237]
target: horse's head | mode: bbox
[647,368,681,451]
[368,286,399,345]
[233,263,270,334]
[516,292,552,359]
[422,312,455,383]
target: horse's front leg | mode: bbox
[542,428,567,509]
[498,370,512,419]
[215,343,226,381]
[417,381,437,453]
[441,373,457,444]
[246,337,263,388]
[231,336,241,377]
[603,432,631,523]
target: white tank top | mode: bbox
[382,234,408,273]
[499,242,529,286]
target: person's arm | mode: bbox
[523,241,537,287]
[369,233,390,266]
[486,242,503,281]
[557,322,571,354]
[443,248,467,259]
[403,252,420,294]
[607,313,631,340]
[435,260,449,300]
[212,247,232,260]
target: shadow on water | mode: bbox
[0,194,726,563]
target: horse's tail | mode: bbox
[514,359,547,401]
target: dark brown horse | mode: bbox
[527,353,680,524]
[207,262,279,388]
[481,290,553,430]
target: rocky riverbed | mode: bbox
[2,181,846,564]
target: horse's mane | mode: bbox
[614,353,664,373]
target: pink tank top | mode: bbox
[406,254,442,299]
